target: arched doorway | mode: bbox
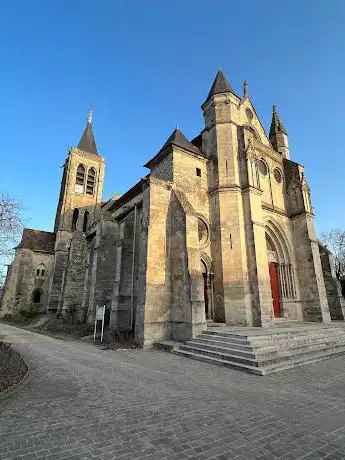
[265,222,296,318]
[32,288,42,304]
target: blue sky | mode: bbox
[1,0,345,236]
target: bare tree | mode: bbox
[0,193,24,286]
[320,229,345,280]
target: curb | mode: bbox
[0,353,32,402]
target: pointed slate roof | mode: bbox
[205,69,236,102]
[269,105,288,138]
[159,127,201,155]
[144,127,204,169]
[77,111,98,154]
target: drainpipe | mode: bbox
[130,205,137,333]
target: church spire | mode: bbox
[77,109,98,155]
[269,105,289,159]
[269,105,287,138]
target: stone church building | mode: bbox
[1,70,344,346]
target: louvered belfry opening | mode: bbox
[86,168,96,195]
[76,164,85,187]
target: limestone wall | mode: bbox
[203,111,253,325]
[150,152,173,182]
[90,219,119,322]
[143,178,172,344]
[319,245,345,320]
[48,230,72,314]
[172,149,209,218]
[61,231,88,319]
[291,214,330,322]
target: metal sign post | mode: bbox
[93,305,106,342]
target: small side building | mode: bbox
[1,229,55,316]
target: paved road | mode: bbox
[1,324,345,460]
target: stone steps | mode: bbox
[201,329,345,347]
[175,346,345,376]
[173,324,345,375]
[197,332,345,352]
[178,341,345,367]
[187,338,345,359]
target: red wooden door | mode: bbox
[269,263,281,317]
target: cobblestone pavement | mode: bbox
[2,323,345,460]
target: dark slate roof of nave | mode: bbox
[16,229,56,253]
[107,180,144,213]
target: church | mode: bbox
[1,70,344,346]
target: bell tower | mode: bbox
[48,111,105,315]
[54,110,105,233]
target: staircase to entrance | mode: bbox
[170,322,345,375]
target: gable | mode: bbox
[239,98,272,148]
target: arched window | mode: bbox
[244,124,261,141]
[83,211,89,233]
[86,168,96,195]
[32,289,42,304]
[72,208,79,231]
[35,264,46,278]
[75,164,85,194]
[258,159,268,176]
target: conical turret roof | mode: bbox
[205,69,236,101]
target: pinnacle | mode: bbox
[269,105,287,137]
